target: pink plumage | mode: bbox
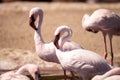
[0,64,41,80]
[29,7,82,80]
[82,9,120,65]
[92,67,120,80]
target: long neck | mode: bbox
[102,68,120,79]
[34,11,44,46]
[15,65,27,74]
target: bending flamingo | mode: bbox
[92,67,120,80]
[82,9,120,65]
[0,64,41,80]
[54,35,112,80]
[29,7,82,80]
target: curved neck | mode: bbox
[102,68,120,79]
[59,28,72,48]
[34,10,45,45]
[15,65,27,74]
[15,65,36,80]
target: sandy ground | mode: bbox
[0,2,120,79]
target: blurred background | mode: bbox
[0,0,120,3]
[0,0,120,80]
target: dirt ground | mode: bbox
[0,1,120,79]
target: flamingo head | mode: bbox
[28,64,41,80]
[82,14,99,33]
[54,25,72,49]
[29,7,43,31]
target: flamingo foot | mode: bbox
[109,52,114,66]
[104,52,108,59]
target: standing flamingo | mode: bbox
[29,7,82,80]
[0,64,41,80]
[82,9,120,65]
[54,38,112,80]
[92,67,120,80]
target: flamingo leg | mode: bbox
[63,69,67,80]
[103,34,108,59]
[109,36,114,66]
[70,71,75,80]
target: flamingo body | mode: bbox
[82,9,120,35]
[55,49,112,80]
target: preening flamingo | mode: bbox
[92,67,120,80]
[29,7,82,80]
[54,25,83,51]
[0,64,41,80]
[54,37,112,80]
[82,9,120,65]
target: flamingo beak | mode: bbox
[87,28,98,33]
[87,28,92,32]
[35,71,41,80]
[93,30,98,33]
[54,33,60,49]
[29,15,38,31]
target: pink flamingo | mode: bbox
[54,36,112,80]
[0,64,41,80]
[92,67,120,80]
[29,7,82,80]
[82,9,120,65]
[54,25,83,51]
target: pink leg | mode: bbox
[63,69,67,80]
[70,71,75,80]
[103,34,108,59]
[109,36,114,66]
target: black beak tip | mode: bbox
[29,15,38,31]
[54,33,60,49]
[35,72,41,80]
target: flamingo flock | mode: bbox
[1,7,120,80]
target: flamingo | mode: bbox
[82,9,120,65]
[54,35,112,80]
[29,7,82,80]
[0,64,41,80]
[54,25,83,51]
[92,67,120,80]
